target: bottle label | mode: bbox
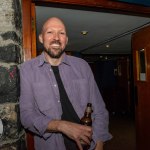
[86,107,92,113]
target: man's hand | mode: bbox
[59,121,92,150]
[94,141,103,150]
[46,120,92,150]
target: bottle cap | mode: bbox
[87,103,92,107]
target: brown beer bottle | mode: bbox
[80,103,93,150]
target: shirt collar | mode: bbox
[38,52,71,67]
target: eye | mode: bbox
[47,31,52,34]
[60,32,65,35]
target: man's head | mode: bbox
[39,17,68,58]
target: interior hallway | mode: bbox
[104,113,136,150]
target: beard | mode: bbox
[44,40,65,58]
[44,48,65,58]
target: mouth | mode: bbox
[51,40,61,45]
[51,43,60,47]
[50,41,62,49]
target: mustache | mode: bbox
[50,40,61,45]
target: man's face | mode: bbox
[39,18,68,58]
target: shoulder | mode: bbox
[66,55,92,74]
[67,55,89,66]
[20,55,40,70]
[19,56,41,80]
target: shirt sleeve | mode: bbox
[19,63,53,139]
[85,63,112,149]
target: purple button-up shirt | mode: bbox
[19,52,112,150]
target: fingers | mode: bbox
[76,140,83,150]
[77,124,93,143]
[75,125,92,150]
[60,121,93,148]
[82,126,92,143]
[80,134,91,145]
[83,127,93,140]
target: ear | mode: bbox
[66,36,68,45]
[39,34,43,44]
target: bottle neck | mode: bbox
[84,112,91,118]
[84,107,92,117]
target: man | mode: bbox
[19,17,112,150]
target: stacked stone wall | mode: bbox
[0,0,26,149]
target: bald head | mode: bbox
[41,17,67,34]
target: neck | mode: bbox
[44,52,63,66]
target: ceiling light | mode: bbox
[106,44,110,48]
[81,31,88,35]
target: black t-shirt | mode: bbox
[51,66,80,150]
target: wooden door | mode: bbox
[132,25,150,150]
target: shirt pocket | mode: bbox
[32,82,58,117]
[72,78,90,107]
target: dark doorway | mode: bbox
[83,54,136,150]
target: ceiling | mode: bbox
[35,6,150,55]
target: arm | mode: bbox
[19,64,52,138]
[94,141,104,150]
[85,63,112,148]
[46,120,93,150]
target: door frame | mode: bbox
[22,0,150,149]
[22,0,150,61]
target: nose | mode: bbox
[53,32,59,40]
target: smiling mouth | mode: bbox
[51,43,60,46]
[51,43,61,48]
[51,46,61,50]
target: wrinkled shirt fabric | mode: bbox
[19,52,112,150]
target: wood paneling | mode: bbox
[31,3,37,58]
[132,25,150,150]
[33,0,150,15]
[22,0,32,61]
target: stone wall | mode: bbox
[0,0,26,149]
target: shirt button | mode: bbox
[50,69,52,72]
[54,84,57,87]
[58,100,60,103]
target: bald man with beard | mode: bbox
[19,17,112,150]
